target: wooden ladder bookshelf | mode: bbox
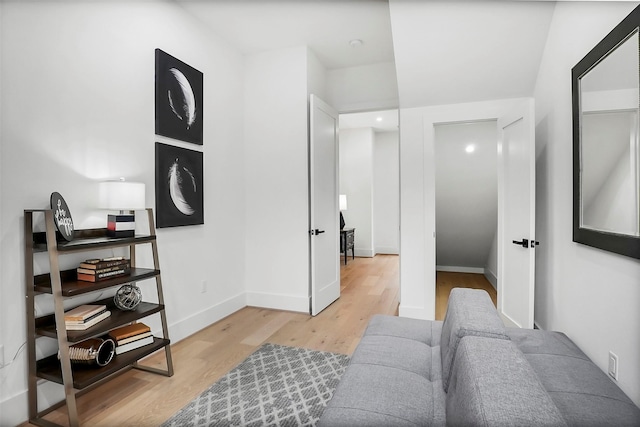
[24,208,173,427]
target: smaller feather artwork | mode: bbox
[155,142,204,228]
[155,49,203,145]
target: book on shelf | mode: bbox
[107,221,136,232]
[116,331,153,346]
[64,304,107,322]
[108,322,151,342]
[65,308,108,325]
[77,268,130,282]
[79,257,129,270]
[65,311,111,330]
[107,229,135,238]
[77,262,131,275]
[107,214,135,238]
[115,335,154,355]
[107,214,134,223]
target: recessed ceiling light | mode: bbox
[465,145,475,153]
[349,39,364,47]
[376,117,383,122]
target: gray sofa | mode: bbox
[319,288,640,426]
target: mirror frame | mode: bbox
[572,5,640,259]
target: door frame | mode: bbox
[399,97,534,321]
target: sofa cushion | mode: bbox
[319,364,446,426]
[446,336,567,427]
[350,334,441,380]
[319,315,446,426]
[365,314,443,346]
[440,288,510,392]
[508,329,640,426]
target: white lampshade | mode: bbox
[339,194,348,211]
[99,181,146,211]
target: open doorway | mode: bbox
[338,109,400,313]
[434,120,498,319]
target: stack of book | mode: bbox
[108,323,153,355]
[64,304,111,330]
[107,214,135,238]
[77,257,130,282]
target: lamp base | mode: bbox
[107,214,135,238]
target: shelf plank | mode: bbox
[31,228,156,253]
[36,300,165,342]
[36,338,170,389]
[34,268,160,296]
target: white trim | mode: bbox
[354,248,375,258]
[398,304,431,320]
[375,247,399,255]
[436,265,485,274]
[246,291,309,313]
[168,293,246,343]
[484,268,498,290]
[1,386,28,427]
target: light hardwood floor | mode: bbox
[35,256,495,426]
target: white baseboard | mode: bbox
[398,304,434,320]
[436,265,485,274]
[246,291,309,313]
[168,292,247,343]
[484,269,497,290]
[1,387,29,427]
[374,247,399,255]
[354,248,374,258]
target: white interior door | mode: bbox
[309,94,340,316]
[497,99,536,329]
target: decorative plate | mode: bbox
[50,192,74,241]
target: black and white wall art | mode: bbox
[155,142,204,228]
[155,49,203,145]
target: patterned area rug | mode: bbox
[162,343,350,427]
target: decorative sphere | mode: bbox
[114,284,142,310]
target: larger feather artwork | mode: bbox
[155,49,203,145]
[155,142,204,228]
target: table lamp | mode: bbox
[339,194,347,230]
[99,179,145,238]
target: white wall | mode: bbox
[0,2,246,424]
[339,128,375,257]
[373,130,399,254]
[533,1,640,406]
[434,121,497,271]
[327,62,398,113]
[244,46,325,312]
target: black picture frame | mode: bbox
[571,5,640,259]
[155,49,203,145]
[155,142,204,228]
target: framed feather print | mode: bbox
[155,49,203,145]
[155,142,204,228]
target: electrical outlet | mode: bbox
[608,351,619,380]
[201,280,207,294]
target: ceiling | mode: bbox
[176,1,557,108]
[176,0,395,70]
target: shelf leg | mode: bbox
[44,211,80,427]
[146,208,174,376]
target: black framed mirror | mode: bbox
[572,5,640,259]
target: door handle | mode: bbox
[512,238,529,248]
[310,229,325,235]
